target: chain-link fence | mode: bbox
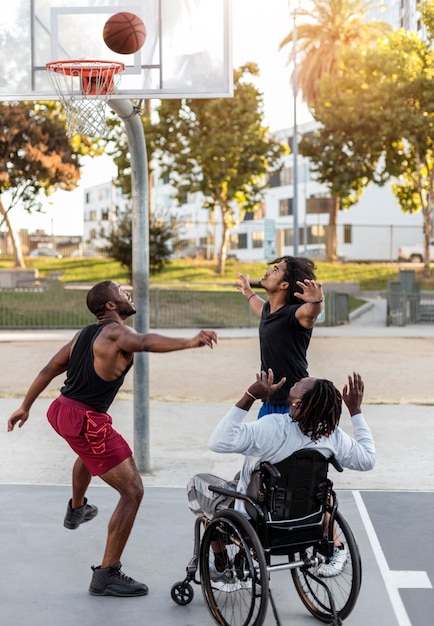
[0,282,354,329]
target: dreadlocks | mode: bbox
[293,379,342,442]
[269,256,317,305]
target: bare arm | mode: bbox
[7,339,75,431]
[236,272,265,317]
[294,279,324,329]
[112,325,218,354]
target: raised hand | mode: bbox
[293,279,323,304]
[342,372,364,416]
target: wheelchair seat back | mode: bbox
[247,450,332,554]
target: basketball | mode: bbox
[103,12,146,55]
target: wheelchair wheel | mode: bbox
[291,510,362,622]
[200,509,269,626]
[171,581,194,605]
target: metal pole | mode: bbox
[108,98,150,472]
[292,7,299,256]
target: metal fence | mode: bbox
[0,283,351,329]
[386,269,434,325]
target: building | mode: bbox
[147,117,425,264]
[83,181,131,254]
[367,0,422,33]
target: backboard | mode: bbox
[0,0,233,101]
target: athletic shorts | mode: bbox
[257,402,289,419]
[47,395,132,476]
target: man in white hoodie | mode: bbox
[187,369,375,576]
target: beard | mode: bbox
[119,302,136,317]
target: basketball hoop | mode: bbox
[46,60,125,138]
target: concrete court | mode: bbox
[1,295,434,625]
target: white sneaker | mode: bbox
[317,544,348,577]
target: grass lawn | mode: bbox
[1,256,434,291]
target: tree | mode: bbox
[279,0,390,107]
[279,0,390,261]
[0,101,102,267]
[107,211,175,278]
[302,1,434,274]
[149,63,287,274]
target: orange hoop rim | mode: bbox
[46,60,125,76]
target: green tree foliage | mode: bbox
[105,101,157,194]
[279,0,390,261]
[107,211,174,278]
[0,101,102,267]
[303,1,434,273]
[149,63,287,274]
[279,0,390,107]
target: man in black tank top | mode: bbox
[8,280,217,597]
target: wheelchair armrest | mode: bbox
[208,485,266,521]
[260,461,281,485]
[328,456,343,473]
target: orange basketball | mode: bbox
[103,12,146,55]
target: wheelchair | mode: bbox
[171,450,362,626]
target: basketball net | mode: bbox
[46,60,125,138]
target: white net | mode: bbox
[46,61,125,138]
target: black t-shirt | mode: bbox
[61,321,133,413]
[259,302,312,405]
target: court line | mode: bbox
[353,490,432,626]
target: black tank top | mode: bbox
[61,321,133,413]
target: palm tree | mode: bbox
[280,0,390,107]
[279,0,390,261]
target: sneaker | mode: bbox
[317,544,348,578]
[63,498,98,530]
[89,562,148,597]
[210,563,232,583]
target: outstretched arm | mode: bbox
[7,341,73,431]
[209,369,286,455]
[336,372,375,471]
[114,326,218,354]
[236,273,265,317]
[294,279,324,328]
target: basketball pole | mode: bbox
[108,98,150,473]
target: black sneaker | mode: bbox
[89,562,148,597]
[63,498,98,530]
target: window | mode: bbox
[252,231,263,249]
[283,228,294,246]
[101,209,109,221]
[280,167,293,186]
[269,172,281,188]
[279,198,293,216]
[343,224,352,244]
[229,233,248,250]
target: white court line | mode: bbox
[353,490,432,626]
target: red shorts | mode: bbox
[47,395,133,476]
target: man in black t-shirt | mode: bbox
[237,256,323,418]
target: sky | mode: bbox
[10,0,312,236]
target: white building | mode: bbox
[148,117,425,264]
[367,0,422,32]
[83,181,131,253]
